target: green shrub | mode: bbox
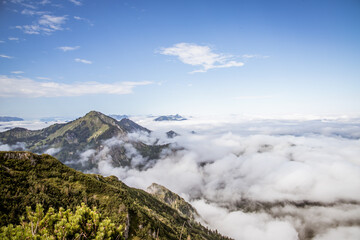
[0,203,124,240]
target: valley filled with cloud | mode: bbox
[3,116,359,239]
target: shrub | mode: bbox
[0,203,124,240]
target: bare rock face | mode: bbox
[147,183,199,220]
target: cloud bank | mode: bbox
[159,43,244,73]
[76,117,360,240]
[0,75,152,97]
[2,116,359,239]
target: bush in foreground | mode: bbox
[0,203,124,240]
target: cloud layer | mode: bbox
[75,116,360,240]
[0,75,151,98]
[159,43,244,73]
[1,115,360,239]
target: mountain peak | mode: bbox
[83,111,115,122]
[85,110,104,117]
[0,111,164,172]
[119,118,151,133]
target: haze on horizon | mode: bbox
[0,0,359,118]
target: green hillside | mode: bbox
[0,151,231,240]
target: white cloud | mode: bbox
[74,16,93,26]
[8,37,19,41]
[0,40,5,43]
[9,0,37,9]
[16,14,67,35]
[314,226,360,240]
[11,71,24,74]
[36,77,51,80]
[242,54,270,59]
[69,0,82,6]
[75,58,92,64]
[0,54,13,59]
[0,75,152,98]
[0,120,67,132]
[38,15,66,30]
[44,147,61,155]
[57,46,80,52]
[21,9,48,16]
[159,43,244,73]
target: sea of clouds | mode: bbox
[78,116,360,240]
[1,115,360,240]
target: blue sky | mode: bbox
[0,0,359,118]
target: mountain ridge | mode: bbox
[0,151,231,240]
[0,116,24,122]
[0,111,163,171]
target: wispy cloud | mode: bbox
[74,16,93,26]
[21,9,48,16]
[0,75,152,98]
[9,0,37,9]
[75,58,92,64]
[242,54,270,59]
[0,54,13,59]
[159,43,244,73]
[36,77,51,80]
[58,46,80,52]
[11,71,24,74]
[39,0,51,5]
[8,37,19,41]
[69,0,82,6]
[0,40,5,43]
[16,14,67,35]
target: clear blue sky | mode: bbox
[0,0,359,118]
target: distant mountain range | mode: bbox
[40,117,70,122]
[109,114,129,121]
[0,116,24,122]
[0,111,164,171]
[154,114,187,121]
[0,151,231,240]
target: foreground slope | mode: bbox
[0,111,163,171]
[0,151,231,240]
